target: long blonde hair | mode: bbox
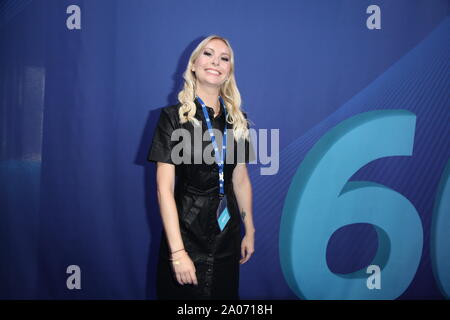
[177,35,250,141]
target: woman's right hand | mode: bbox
[170,250,198,286]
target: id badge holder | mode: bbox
[216,195,230,231]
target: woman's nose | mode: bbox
[211,56,220,66]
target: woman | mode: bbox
[147,35,255,300]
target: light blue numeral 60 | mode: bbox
[280,110,423,299]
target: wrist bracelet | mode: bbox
[171,248,185,254]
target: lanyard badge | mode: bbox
[196,95,230,231]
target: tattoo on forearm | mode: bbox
[240,211,246,221]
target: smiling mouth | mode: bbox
[205,69,221,75]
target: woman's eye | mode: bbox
[204,51,212,56]
[221,57,229,62]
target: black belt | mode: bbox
[179,180,231,196]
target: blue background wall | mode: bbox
[0,0,448,299]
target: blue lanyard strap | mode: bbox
[196,96,227,197]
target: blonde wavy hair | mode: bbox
[177,35,250,141]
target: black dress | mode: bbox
[147,97,255,300]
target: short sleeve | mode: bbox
[237,112,256,164]
[147,107,178,164]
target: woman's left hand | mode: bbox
[240,232,255,264]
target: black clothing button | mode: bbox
[207,268,212,273]
[205,282,209,287]
[208,253,213,257]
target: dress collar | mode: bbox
[194,97,224,119]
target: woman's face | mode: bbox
[192,39,232,88]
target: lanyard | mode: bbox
[196,95,227,198]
